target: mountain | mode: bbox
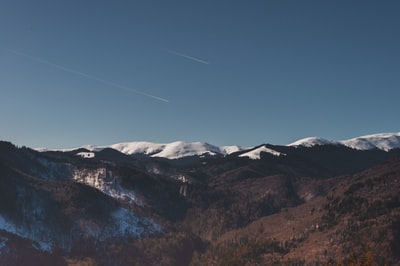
[288,132,400,151]
[2,133,400,265]
[238,145,285,159]
[39,141,245,159]
[196,158,400,265]
[0,142,163,253]
[288,137,339,147]
[38,132,400,161]
[341,132,400,151]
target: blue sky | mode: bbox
[1,0,399,148]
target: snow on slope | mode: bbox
[109,142,165,155]
[340,132,400,151]
[288,137,339,147]
[151,141,222,159]
[239,145,285,160]
[39,141,247,159]
[38,132,400,158]
[0,214,52,252]
[221,145,243,154]
[288,132,400,151]
[72,167,142,205]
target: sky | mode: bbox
[1,0,399,148]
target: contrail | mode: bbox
[165,49,209,65]
[4,48,169,103]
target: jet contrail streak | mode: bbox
[165,49,209,65]
[5,48,169,103]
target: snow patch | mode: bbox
[76,152,95,158]
[72,168,142,206]
[0,236,9,256]
[0,237,7,249]
[111,208,162,237]
[0,215,17,236]
[239,145,285,160]
[32,241,52,252]
[221,145,244,154]
[288,137,339,147]
[0,215,53,252]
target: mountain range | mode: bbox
[38,132,400,159]
[1,132,400,265]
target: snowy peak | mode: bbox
[239,145,285,160]
[220,145,243,154]
[340,132,400,151]
[150,141,222,159]
[288,137,339,147]
[288,132,400,151]
[109,142,165,156]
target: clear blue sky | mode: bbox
[1,0,399,148]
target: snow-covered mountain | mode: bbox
[288,137,339,147]
[288,132,400,151]
[340,133,400,151]
[38,132,400,160]
[239,145,285,160]
[40,141,246,159]
[3,136,400,264]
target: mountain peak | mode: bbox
[239,145,285,159]
[288,137,339,147]
[288,132,400,151]
[341,132,400,151]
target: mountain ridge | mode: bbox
[2,139,400,264]
[37,132,400,160]
[290,132,400,151]
[38,141,247,159]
